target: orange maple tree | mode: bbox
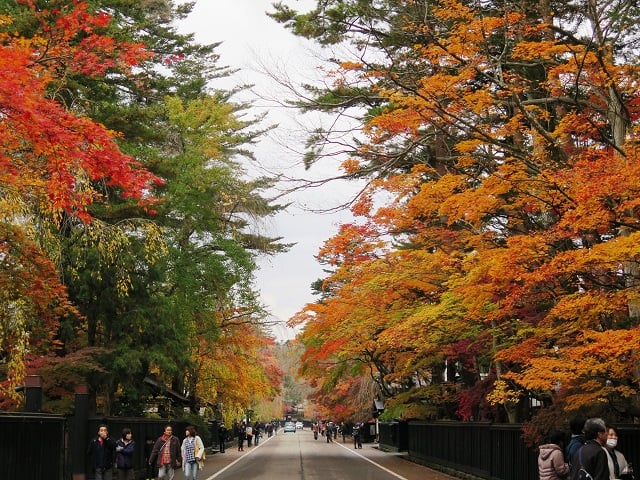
[285,0,640,431]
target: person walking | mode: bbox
[181,425,205,480]
[325,422,334,443]
[245,423,253,447]
[353,423,362,449]
[218,423,227,453]
[115,428,136,480]
[253,421,261,445]
[237,421,246,451]
[538,430,569,480]
[571,418,609,480]
[144,436,157,480]
[87,424,117,480]
[604,425,633,480]
[149,425,182,480]
[567,416,587,480]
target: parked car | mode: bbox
[284,421,296,432]
[295,421,304,430]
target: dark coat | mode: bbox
[149,435,182,469]
[571,440,609,480]
[87,436,117,470]
[115,439,136,470]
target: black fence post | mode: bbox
[24,375,42,412]
[71,385,89,480]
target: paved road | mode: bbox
[173,430,459,480]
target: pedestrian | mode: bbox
[144,436,157,480]
[218,423,227,453]
[571,417,609,480]
[149,424,182,480]
[115,428,136,480]
[312,422,319,440]
[237,421,246,451]
[340,422,347,443]
[604,425,633,480]
[567,416,587,479]
[181,425,205,480]
[87,424,117,480]
[245,423,253,447]
[538,429,569,480]
[325,422,333,443]
[353,423,362,449]
[253,421,261,445]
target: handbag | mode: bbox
[195,438,206,468]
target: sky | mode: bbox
[179,1,361,340]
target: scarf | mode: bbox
[160,434,172,466]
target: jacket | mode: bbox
[605,447,629,479]
[149,434,182,469]
[571,440,609,480]
[181,435,205,464]
[538,443,570,480]
[115,439,135,469]
[87,436,117,471]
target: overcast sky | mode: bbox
[179,1,361,340]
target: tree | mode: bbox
[1,0,286,416]
[276,0,640,431]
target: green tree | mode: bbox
[1,0,287,415]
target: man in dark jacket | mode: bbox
[149,425,182,480]
[571,417,609,480]
[87,424,117,480]
[218,424,227,453]
[567,416,586,479]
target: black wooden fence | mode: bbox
[1,412,67,480]
[379,421,640,480]
[6,377,640,480]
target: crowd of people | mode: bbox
[233,420,279,451]
[538,416,634,480]
[85,417,373,480]
[87,423,207,480]
[310,420,365,448]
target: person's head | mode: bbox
[545,429,567,448]
[121,428,132,441]
[163,425,173,436]
[569,415,587,435]
[185,425,196,437]
[98,424,109,439]
[583,417,607,444]
[606,426,619,449]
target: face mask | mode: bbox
[606,438,618,448]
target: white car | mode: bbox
[295,421,304,430]
[284,421,296,432]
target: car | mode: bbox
[295,421,304,430]
[283,421,296,432]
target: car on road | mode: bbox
[283,421,296,432]
[295,421,304,430]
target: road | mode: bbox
[178,430,459,480]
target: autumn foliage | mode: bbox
[0,0,284,417]
[278,0,640,434]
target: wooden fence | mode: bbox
[379,421,640,480]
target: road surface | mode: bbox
[176,430,459,480]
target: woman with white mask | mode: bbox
[604,426,633,480]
